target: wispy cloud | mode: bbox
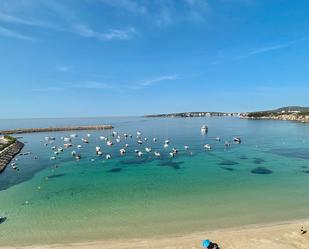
[0,12,48,27]
[236,37,309,59]
[73,24,136,41]
[0,25,34,40]
[139,75,180,87]
[98,0,147,15]
[129,75,180,89]
[73,81,115,89]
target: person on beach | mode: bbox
[202,239,220,249]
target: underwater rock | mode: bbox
[269,148,309,159]
[159,161,184,170]
[0,217,7,225]
[46,174,65,179]
[251,167,272,175]
[253,158,265,164]
[220,167,234,171]
[219,160,238,166]
[107,168,122,173]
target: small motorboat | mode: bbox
[82,138,89,144]
[137,140,143,145]
[154,151,161,157]
[137,151,143,157]
[107,140,113,146]
[106,154,111,160]
[145,147,151,153]
[233,137,241,144]
[120,149,126,155]
[204,144,211,150]
[184,145,189,150]
[201,125,208,133]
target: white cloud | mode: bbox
[0,25,34,40]
[73,24,136,41]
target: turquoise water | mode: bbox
[1,117,309,246]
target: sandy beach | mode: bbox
[1,220,308,249]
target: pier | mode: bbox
[0,140,24,173]
[0,125,114,135]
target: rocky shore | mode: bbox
[0,125,114,135]
[0,141,24,173]
[243,114,309,123]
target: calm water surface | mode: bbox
[0,117,309,246]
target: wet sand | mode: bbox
[1,219,308,249]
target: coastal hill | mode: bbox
[244,106,309,122]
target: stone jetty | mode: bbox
[0,140,24,173]
[0,125,114,135]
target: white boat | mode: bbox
[233,137,242,143]
[137,131,142,136]
[215,137,221,142]
[184,145,189,150]
[169,152,175,157]
[95,146,101,152]
[107,140,113,146]
[71,151,77,156]
[97,151,103,156]
[116,138,121,143]
[125,143,129,147]
[164,140,169,144]
[63,137,71,142]
[99,136,106,140]
[137,151,143,157]
[201,125,208,133]
[204,144,211,150]
[154,152,161,157]
[145,147,151,153]
[153,138,157,142]
[137,140,143,145]
[50,156,56,160]
[63,143,72,148]
[87,133,91,137]
[82,138,89,144]
[70,134,78,138]
[77,144,82,149]
[120,149,126,155]
[106,154,111,160]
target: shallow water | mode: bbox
[1,117,309,246]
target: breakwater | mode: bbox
[0,125,114,135]
[0,141,24,173]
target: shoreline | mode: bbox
[1,219,308,249]
[0,125,114,135]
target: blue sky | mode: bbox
[1,0,309,118]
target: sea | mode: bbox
[0,116,309,246]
